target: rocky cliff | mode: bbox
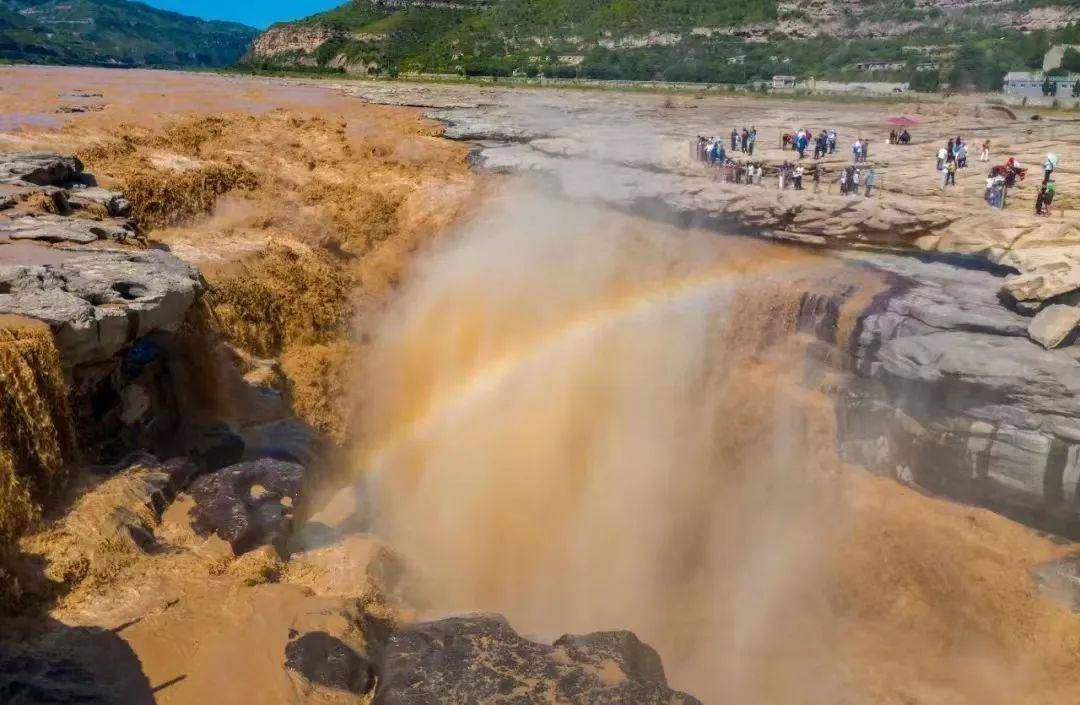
[244,0,1079,80]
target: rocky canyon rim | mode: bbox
[0,66,1079,705]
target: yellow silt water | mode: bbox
[0,315,76,545]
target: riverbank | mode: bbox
[1,66,1079,705]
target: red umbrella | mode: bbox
[886,116,919,126]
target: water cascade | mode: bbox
[352,187,858,701]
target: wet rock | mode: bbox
[0,152,83,186]
[57,104,105,114]
[1033,554,1080,612]
[68,187,132,217]
[285,631,375,695]
[242,418,323,467]
[822,254,1080,533]
[1028,304,1080,349]
[190,422,245,471]
[2,213,134,244]
[0,249,204,367]
[0,626,154,705]
[188,458,305,555]
[376,614,701,705]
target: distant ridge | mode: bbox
[0,0,258,68]
[244,0,1080,90]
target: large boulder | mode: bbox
[67,187,132,218]
[1028,304,1080,349]
[0,249,204,367]
[284,630,376,697]
[0,153,83,186]
[375,614,701,705]
[188,458,305,555]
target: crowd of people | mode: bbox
[888,129,912,145]
[693,127,1061,214]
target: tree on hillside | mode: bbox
[1073,78,1080,98]
[1063,48,1080,73]
[948,44,1005,91]
[907,60,940,92]
[1043,75,1057,96]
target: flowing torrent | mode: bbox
[348,184,869,703]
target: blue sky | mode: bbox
[143,0,343,29]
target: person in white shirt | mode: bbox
[937,147,947,171]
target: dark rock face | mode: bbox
[782,253,1080,536]
[376,614,701,705]
[284,631,375,694]
[188,458,305,555]
[0,625,154,705]
[0,153,83,187]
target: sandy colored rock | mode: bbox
[2,213,133,244]
[1028,304,1080,349]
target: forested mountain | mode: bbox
[0,0,258,67]
[245,0,1080,89]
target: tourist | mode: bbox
[865,168,876,197]
[779,163,787,190]
[747,129,757,156]
[793,165,804,190]
[985,174,995,205]
[957,141,968,168]
[852,138,861,163]
[945,159,957,187]
[1044,182,1056,214]
[839,168,848,194]
[980,140,990,162]
[946,139,956,164]
[731,129,738,152]
[937,145,947,171]
[852,167,861,194]
[1044,154,1057,185]
[1036,184,1048,215]
[828,130,838,154]
[889,129,897,145]
[862,138,870,162]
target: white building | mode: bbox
[1003,71,1080,98]
[772,75,796,90]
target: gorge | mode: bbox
[0,66,1079,705]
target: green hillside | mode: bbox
[0,0,258,67]
[245,0,1080,89]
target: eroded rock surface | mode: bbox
[188,458,305,555]
[0,249,204,367]
[376,614,701,705]
[3,213,134,244]
[0,152,83,186]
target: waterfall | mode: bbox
[350,185,850,701]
